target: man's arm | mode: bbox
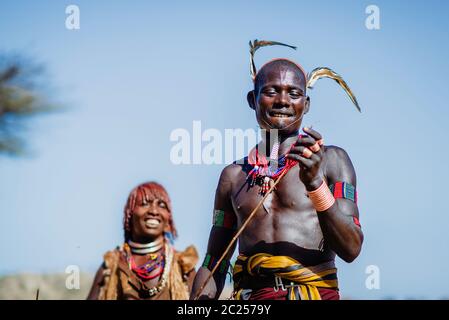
[318,146,363,262]
[286,127,363,263]
[190,165,238,299]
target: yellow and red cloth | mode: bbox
[233,253,339,300]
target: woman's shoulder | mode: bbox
[174,245,199,275]
[101,245,127,269]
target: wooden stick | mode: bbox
[193,169,289,300]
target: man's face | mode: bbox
[251,64,309,135]
[130,195,170,243]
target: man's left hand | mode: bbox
[286,127,324,191]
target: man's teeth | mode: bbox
[145,219,160,227]
[272,114,290,118]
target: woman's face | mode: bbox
[130,195,170,243]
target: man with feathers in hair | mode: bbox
[191,40,363,300]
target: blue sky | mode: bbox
[1,0,449,299]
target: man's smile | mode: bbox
[268,110,295,118]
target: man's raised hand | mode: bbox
[286,127,325,191]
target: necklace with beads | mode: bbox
[124,242,173,296]
[247,136,301,195]
[125,239,165,280]
[128,251,165,280]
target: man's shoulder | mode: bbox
[324,145,351,162]
[215,160,247,195]
[220,159,246,180]
[323,145,356,181]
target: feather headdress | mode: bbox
[249,39,361,112]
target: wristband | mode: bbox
[307,180,335,212]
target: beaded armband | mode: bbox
[213,209,237,229]
[202,253,230,274]
[330,182,361,228]
[329,182,357,203]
